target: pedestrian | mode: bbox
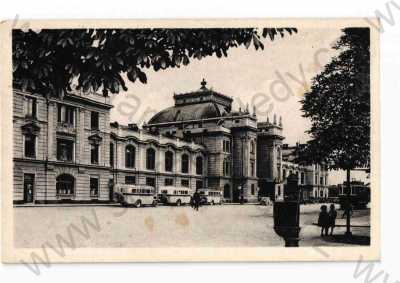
[328,203,337,236]
[190,196,194,209]
[317,205,329,237]
[193,191,201,211]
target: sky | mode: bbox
[108,27,368,185]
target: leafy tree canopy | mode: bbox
[299,28,370,171]
[13,28,297,97]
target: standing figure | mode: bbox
[317,205,329,237]
[328,204,338,236]
[193,191,201,211]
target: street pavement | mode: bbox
[14,203,370,248]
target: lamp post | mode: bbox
[273,173,301,247]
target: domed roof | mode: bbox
[148,102,229,124]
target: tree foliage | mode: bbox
[13,27,297,97]
[298,28,370,171]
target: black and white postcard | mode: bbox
[0,19,380,265]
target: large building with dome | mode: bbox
[13,80,328,204]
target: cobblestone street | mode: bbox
[14,204,370,248]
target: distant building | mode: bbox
[13,80,328,204]
[280,144,329,202]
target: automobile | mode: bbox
[259,197,273,206]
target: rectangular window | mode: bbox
[320,176,324,185]
[125,176,136,185]
[251,184,255,195]
[146,177,155,187]
[91,111,99,130]
[164,178,174,186]
[57,104,75,125]
[181,179,189,187]
[90,177,99,198]
[223,140,231,153]
[24,96,37,119]
[90,144,99,164]
[57,139,74,161]
[223,160,230,176]
[24,135,36,158]
[109,143,114,167]
[250,161,255,177]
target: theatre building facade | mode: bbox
[13,80,328,204]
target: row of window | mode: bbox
[55,174,99,197]
[23,96,101,131]
[116,144,204,174]
[281,169,327,186]
[57,104,100,130]
[24,135,205,175]
[222,139,256,154]
[125,176,202,190]
[222,159,255,177]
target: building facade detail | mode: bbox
[13,81,328,204]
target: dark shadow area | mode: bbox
[322,234,371,246]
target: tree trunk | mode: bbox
[345,168,352,237]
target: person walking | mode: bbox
[317,205,329,237]
[328,204,338,236]
[193,191,201,211]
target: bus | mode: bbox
[198,189,222,205]
[158,186,192,206]
[113,184,157,208]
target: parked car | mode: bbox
[259,197,273,206]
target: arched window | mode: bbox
[196,156,203,175]
[56,174,75,195]
[146,148,156,170]
[125,145,135,168]
[181,154,189,173]
[165,151,173,172]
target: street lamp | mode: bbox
[273,173,301,247]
